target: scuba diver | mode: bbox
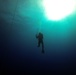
[36,32,44,53]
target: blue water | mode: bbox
[0,0,76,74]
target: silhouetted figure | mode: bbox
[36,32,44,53]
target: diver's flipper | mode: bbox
[42,48,44,53]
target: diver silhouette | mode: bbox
[36,32,44,53]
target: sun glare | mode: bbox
[42,0,76,21]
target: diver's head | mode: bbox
[39,32,42,35]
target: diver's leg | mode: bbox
[38,41,40,47]
[42,41,44,48]
[41,41,44,53]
